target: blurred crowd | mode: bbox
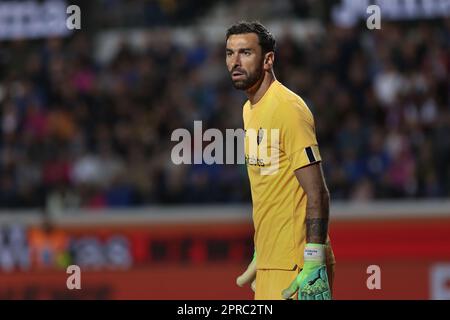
[0,18,448,209]
[92,0,214,28]
[277,21,450,201]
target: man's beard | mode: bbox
[231,65,263,90]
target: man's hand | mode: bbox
[236,252,257,292]
[282,244,331,300]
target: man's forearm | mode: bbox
[305,190,330,244]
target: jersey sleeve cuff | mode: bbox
[288,145,322,171]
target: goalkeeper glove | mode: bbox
[236,251,256,292]
[282,243,331,300]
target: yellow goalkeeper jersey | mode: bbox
[243,80,335,270]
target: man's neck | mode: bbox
[246,71,276,105]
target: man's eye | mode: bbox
[244,51,251,56]
[226,52,232,57]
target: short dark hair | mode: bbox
[226,21,276,55]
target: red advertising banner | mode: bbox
[1,217,449,299]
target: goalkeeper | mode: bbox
[226,21,335,300]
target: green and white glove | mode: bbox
[236,251,257,292]
[282,244,331,300]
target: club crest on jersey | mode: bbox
[257,127,264,145]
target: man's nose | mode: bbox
[232,55,241,69]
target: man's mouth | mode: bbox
[232,71,245,79]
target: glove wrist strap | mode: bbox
[304,243,326,264]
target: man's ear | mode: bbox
[264,52,275,71]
